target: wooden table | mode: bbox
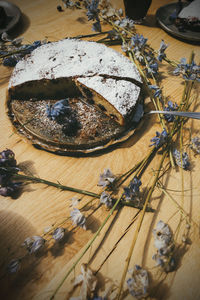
[0,1,200,299]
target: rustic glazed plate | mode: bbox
[0,1,21,34]
[156,2,200,43]
[7,96,143,155]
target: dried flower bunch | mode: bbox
[1,0,200,299]
[0,32,46,66]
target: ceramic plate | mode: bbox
[156,2,200,43]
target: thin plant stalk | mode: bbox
[50,194,124,300]
[13,172,100,199]
[117,150,167,300]
[157,183,198,228]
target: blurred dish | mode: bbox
[0,0,21,34]
[156,2,200,43]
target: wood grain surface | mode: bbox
[0,1,200,299]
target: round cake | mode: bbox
[7,38,143,154]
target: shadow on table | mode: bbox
[9,13,30,39]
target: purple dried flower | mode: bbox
[0,149,17,167]
[7,259,21,273]
[100,191,113,208]
[150,129,168,148]
[148,84,162,99]
[123,177,141,202]
[0,182,22,197]
[20,40,42,54]
[86,0,101,32]
[147,61,158,76]
[52,227,65,242]
[46,99,71,121]
[86,0,100,20]
[157,40,168,62]
[173,149,189,169]
[3,55,21,67]
[164,101,178,122]
[92,20,101,32]
[131,34,147,51]
[70,208,86,229]
[173,58,200,82]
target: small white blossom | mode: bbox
[70,264,97,300]
[69,196,80,207]
[1,32,12,42]
[70,208,86,229]
[152,221,175,272]
[100,191,113,208]
[52,227,65,242]
[98,168,116,188]
[7,259,21,273]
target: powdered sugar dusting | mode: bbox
[9,39,141,88]
[77,76,140,117]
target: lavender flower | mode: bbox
[92,21,101,32]
[52,227,65,242]
[19,40,42,54]
[22,236,46,254]
[7,259,21,273]
[157,40,168,62]
[2,40,44,67]
[164,101,178,122]
[0,182,21,197]
[148,62,158,75]
[123,177,141,202]
[173,149,189,169]
[98,168,116,189]
[0,149,17,167]
[70,208,86,229]
[173,58,200,82]
[190,136,200,154]
[46,99,71,121]
[86,0,101,32]
[150,129,168,148]
[148,84,162,99]
[3,55,21,67]
[131,34,147,51]
[146,61,159,77]
[100,191,113,208]
[127,265,149,299]
[0,149,22,197]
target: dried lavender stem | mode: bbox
[117,150,167,300]
[13,173,100,199]
[50,194,124,299]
